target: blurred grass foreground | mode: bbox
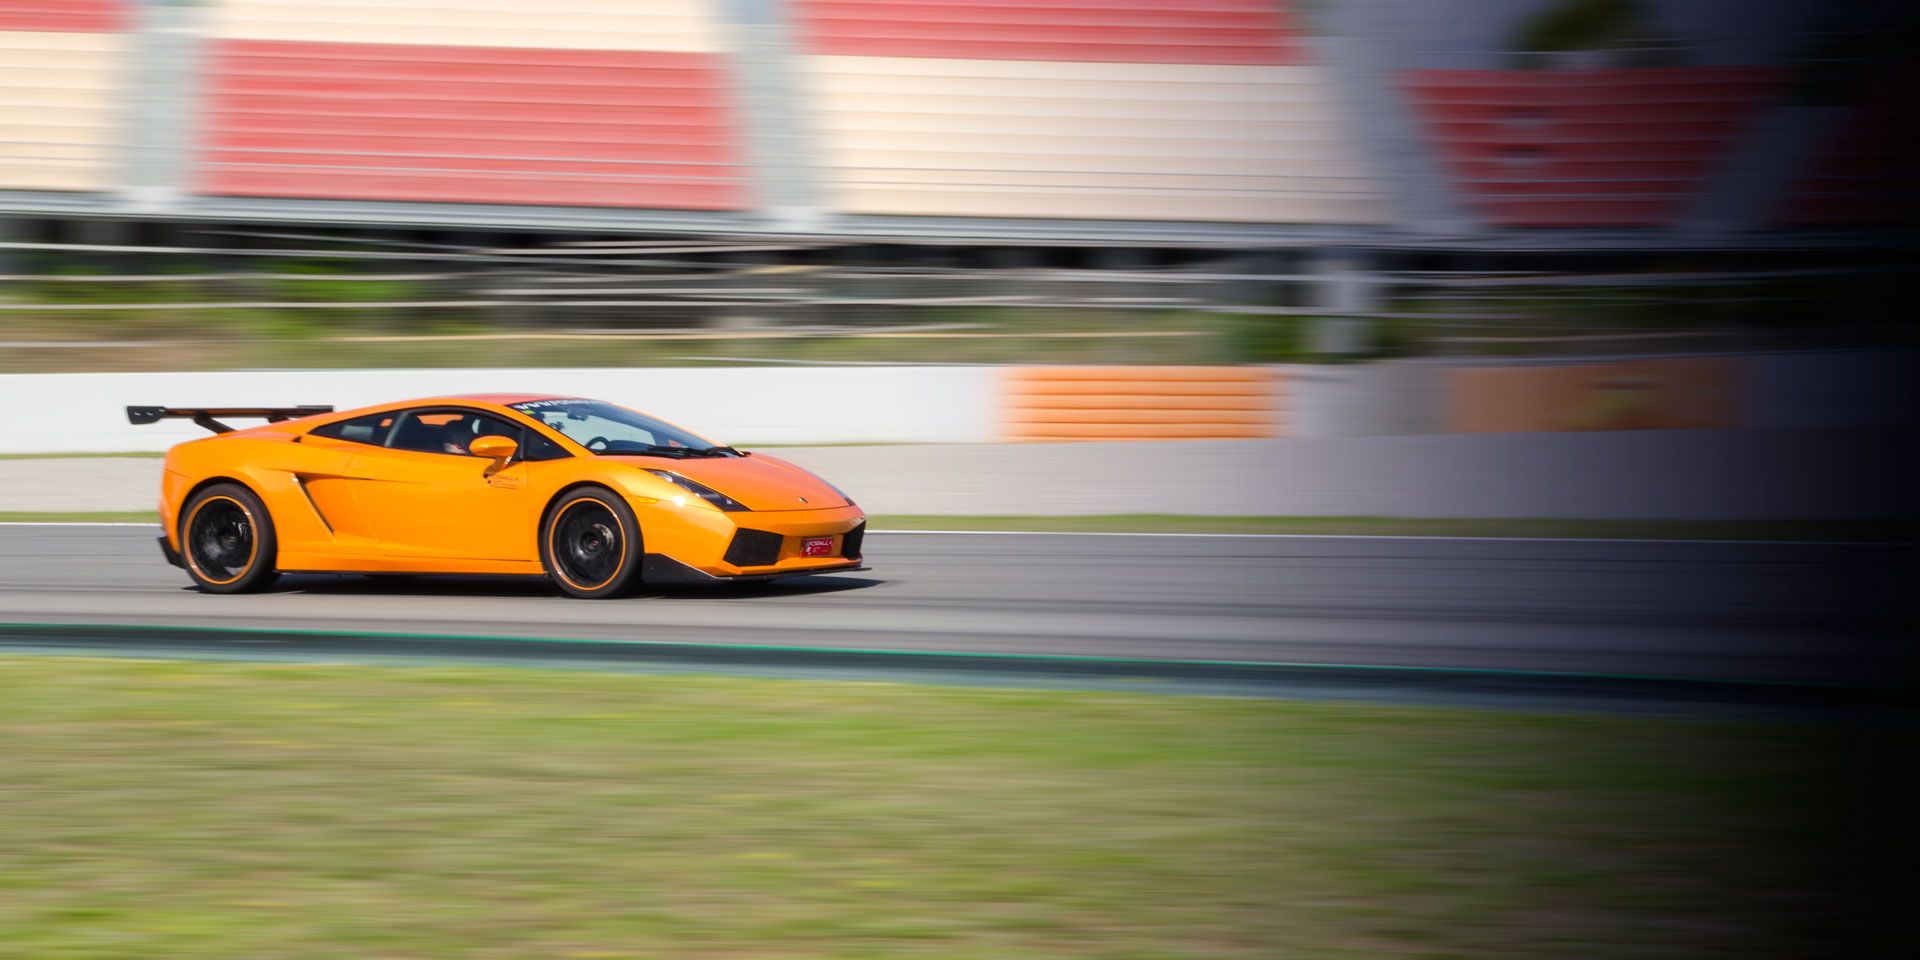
[0,658,1852,959]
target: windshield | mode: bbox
[508,399,726,457]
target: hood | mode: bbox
[606,453,849,512]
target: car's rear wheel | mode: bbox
[180,483,280,593]
[541,487,642,599]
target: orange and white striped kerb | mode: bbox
[1001,367,1284,442]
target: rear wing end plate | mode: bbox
[126,405,334,434]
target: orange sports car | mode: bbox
[130,395,867,598]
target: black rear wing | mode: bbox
[126,405,334,434]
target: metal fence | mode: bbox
[0,236,1899,370]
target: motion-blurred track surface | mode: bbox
[0,525,1900,686]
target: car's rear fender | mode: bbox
[163,474,257,554]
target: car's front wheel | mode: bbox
[179,483,280,593]
[541,487,642,599]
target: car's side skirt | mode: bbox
[273,553,866,580]
[276,552,544,576]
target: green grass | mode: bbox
[0,511,159,523]
[0,658,1853,958]
[0,511,1891,541]
[0,263,1874,372]
[0,305,1269,373]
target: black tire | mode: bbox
[179,482,280,593]
[540,487,642,599]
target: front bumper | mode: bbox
[157,535,184,569]
[632,500,868,579]
[642,554,868,584]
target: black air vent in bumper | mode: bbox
[723,529,783,567]
[842,522,865,561]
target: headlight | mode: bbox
[644,470,747,512]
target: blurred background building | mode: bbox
[2,1,1911,238]
[0,0,1911,444]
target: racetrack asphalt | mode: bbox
[0,524,1904,709]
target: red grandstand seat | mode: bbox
[1403,66,1779,228]
[0,0,124,32]
[794,0,1305,65]
[194,40,745,210]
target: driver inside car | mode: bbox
[432,415,484,456]
[441,416,519,457]
[433,417,471,456]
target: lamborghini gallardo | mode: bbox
[131,395,867,598]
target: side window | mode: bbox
[389,410,525,457]
[309,412,395,446]
[520,430,571,461]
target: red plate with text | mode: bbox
[801,537,834,557]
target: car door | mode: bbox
[342,407,539,561]
[293,409,400,557]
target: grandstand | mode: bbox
[790,0,1385,224]
[0,0,1908,251]
[196,1,744,210]
[1401,66,1779,227]
[0,0,128,193]
[1775,60,1920,226]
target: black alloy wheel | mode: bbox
[541,488,642,598]
[179,483,280,593]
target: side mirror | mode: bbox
[469,434,518,468]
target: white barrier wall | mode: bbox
[4,353,1905,454]
[0,367,999,453]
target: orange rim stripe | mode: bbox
[548,497,628,592]
[183,494,259,586]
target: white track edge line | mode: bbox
[870,529,1871,545]
[0,522,158,527]
[0,521,1871,546]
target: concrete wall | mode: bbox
[1442,357,1742,433]
[1313,351,1916,438]
[1,352,1908,454]
[1746,350,1920,429]
[0,366,999,453]
[6,429,1902,520]
[767,429,1906,520]
[1282,361,1441,438]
